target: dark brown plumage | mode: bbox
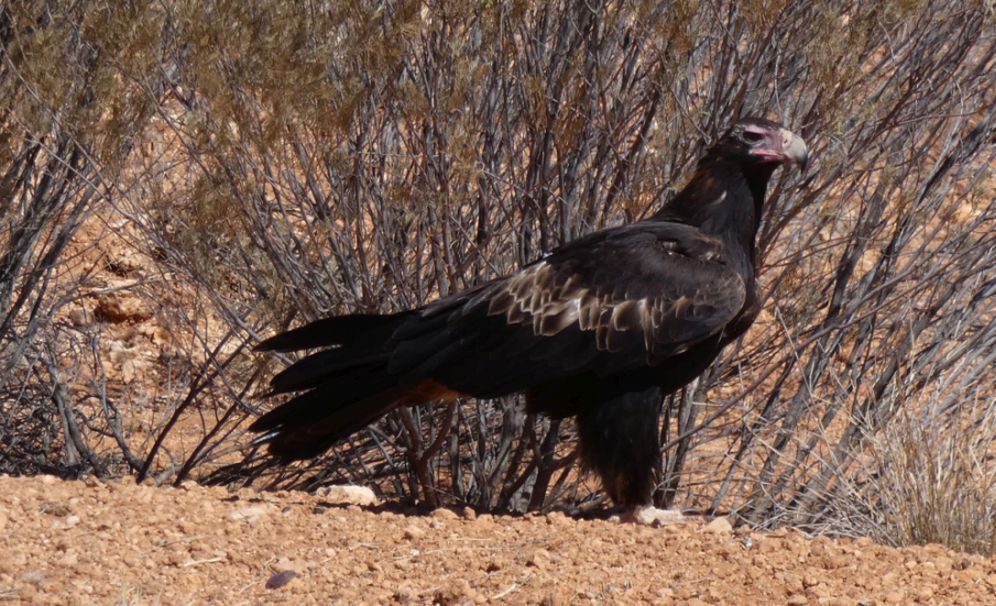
[252,117,808,521]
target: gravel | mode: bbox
[1,475,994,605]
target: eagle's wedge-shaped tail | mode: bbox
[255,313,412,354]
[250,312,415,460]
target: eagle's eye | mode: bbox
[743,130,765,143]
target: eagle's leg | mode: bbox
[576,384,687,525]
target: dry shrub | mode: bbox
[824,392,996,555]
[0,2,169,475]
[874,408,996,555]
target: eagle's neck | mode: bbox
[651,158,776,262]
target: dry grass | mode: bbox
[854,397,996,554]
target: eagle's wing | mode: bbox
[389,221,747,396]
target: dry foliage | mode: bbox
[1,0,994,550]
[822,394,996,555]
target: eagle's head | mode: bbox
[713,117,809,172]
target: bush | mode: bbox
[0,2,167,475]
[823,395,996,555]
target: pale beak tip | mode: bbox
[782,129,809,172]
[798,147,809,173]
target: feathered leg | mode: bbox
[576,383,685,525]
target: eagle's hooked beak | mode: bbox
[749,127,809,172]
[779,128,809,172]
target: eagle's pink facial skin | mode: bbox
[749,127,808,169]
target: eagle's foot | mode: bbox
[616,505,688,526]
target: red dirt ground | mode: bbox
[2,475,995,605]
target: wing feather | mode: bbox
[392,221,749,393]
[474,226,745,357]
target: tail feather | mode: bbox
[268,352,384,394]
[251,361,396,433]
[256,312,414,352]
[262,390,405,461]
[253,310,420,461]
[260,311,412,394]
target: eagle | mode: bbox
[251,117,808,523]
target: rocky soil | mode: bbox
[2,475,995,605]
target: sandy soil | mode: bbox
[1,475,994,605]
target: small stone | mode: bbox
[915,587,934,601]
[21,570,45,587]
[64,515,80,528]
[527,548,551,568]
[134,488,155,504]
[227,505,271,523]
[883,590,904,603]
[40,475,57,486]
[786,594,808,605]
[782,573,805,594]
[167,551,186,566]
[810,582,831,598]
[437,578,479,603]
[545,511,569,525]
[954,568,981,583]
[933,557,953,574]
[403,525,425,540]
[39,501,71,517]
[18,584,38,601]
[673,586,694,600]
[430,507,458,520]
[265,570,298,589]
[758,537,784,554]
[460,507,477,521]
[703,516,733,534]
[314,485,378,506]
